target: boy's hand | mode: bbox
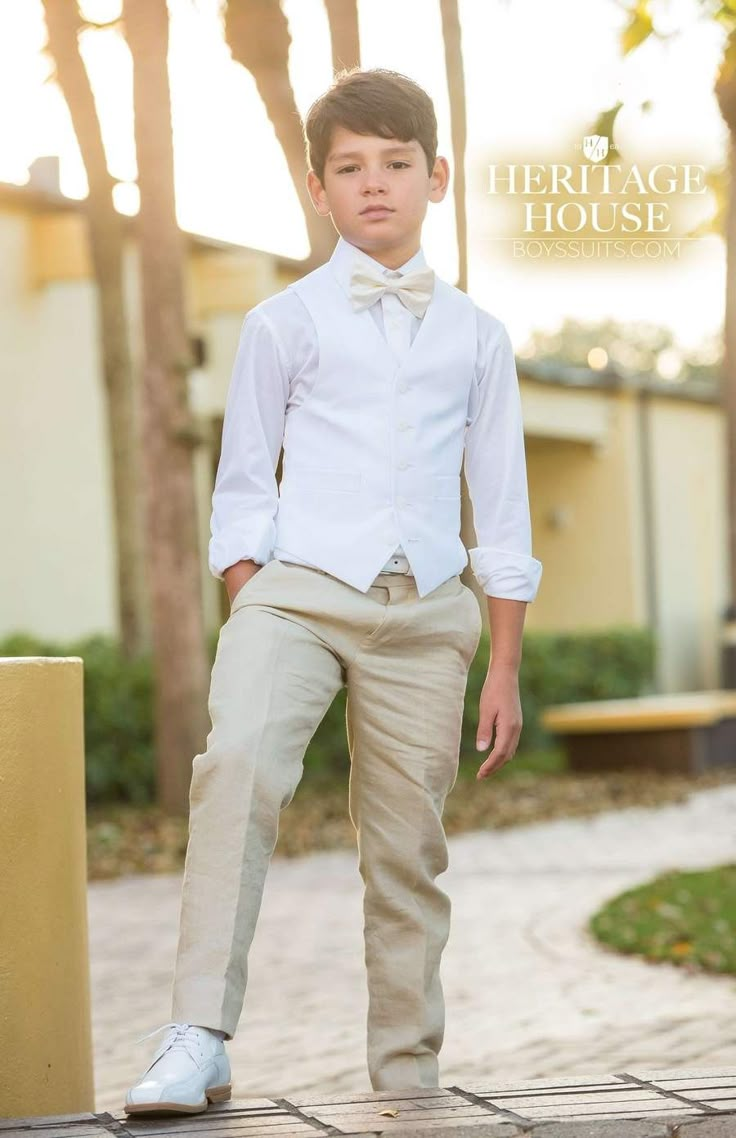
[475,662,523,779]
[223,560,261,604]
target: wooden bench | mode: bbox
[540,690,736,773]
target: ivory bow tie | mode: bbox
[349,262,435,319]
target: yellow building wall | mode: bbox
[522,380,726,690]
[647,396,728,690]
[188,247,281,318]
[0,204,281,644]
[0,208,119,645]
[523,385,647,632]
[29,213,92,286]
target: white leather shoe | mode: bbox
[124,1021,232,1115]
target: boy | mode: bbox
[125,66,542,1115]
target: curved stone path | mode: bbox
[87,783,736,1114]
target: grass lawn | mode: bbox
[589,864,736,976]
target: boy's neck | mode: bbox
[345,235,421,271]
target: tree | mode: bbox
[41,0,149,660]
[607,0,735,680]
[324,0,360,74]
[123,0,211,813]
[520,316,720,383]
[436,0,479,596]
[440,0,468,293]
[224,0,336,264]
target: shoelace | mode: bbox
[134,1021,204,1065]
[135,1020,193,1045]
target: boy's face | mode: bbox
[307,125,449,264]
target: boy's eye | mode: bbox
[336,161,411,174]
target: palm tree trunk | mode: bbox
[723,137,736,680]
[324,0,359,74]
[715,36,736,684]
[42,0,149,659]
[123,0,211,814]
[439,0,478,604]
[439,0,467,293]
[224,0,335,263]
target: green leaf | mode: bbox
[621,1,654,55]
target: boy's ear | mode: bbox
[429,156,450,203]
[306,169,330,216]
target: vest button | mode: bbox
[398,383,408,393]
[397,461,408,470]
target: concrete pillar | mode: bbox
[0,657,94,1117]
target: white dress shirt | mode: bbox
[209,235,543,601]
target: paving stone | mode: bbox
[519,1120,673,1136]
[288,1089,461,1107]
[0,1115,100,1130]
[459,1078,633,1093]
[630,1071,736,1082]
[0,1128,110,1138]
[335,1123,517,1135]
[509,1105,702,1122]
[472,1089,663,1109]
[308,1111,507,1134]
[669,1117,736,1136]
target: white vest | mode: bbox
[271,260,478,599]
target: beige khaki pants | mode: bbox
[171,558,482,1091]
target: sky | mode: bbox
[0,0,728,355]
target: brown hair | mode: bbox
[303,67,438,186]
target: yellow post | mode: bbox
[0,657,94,1118]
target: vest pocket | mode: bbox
[288,466,362,493]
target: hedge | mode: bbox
[0,622,655,804]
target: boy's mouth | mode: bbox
[361,205,394,217]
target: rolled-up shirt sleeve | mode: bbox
[464,312,543,602]
[208,306,289,579]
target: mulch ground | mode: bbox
[86,757,736,880]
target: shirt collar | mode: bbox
[329,234,428,300]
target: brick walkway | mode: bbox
[10,1072,736,1136]
[88,783,736,1115]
